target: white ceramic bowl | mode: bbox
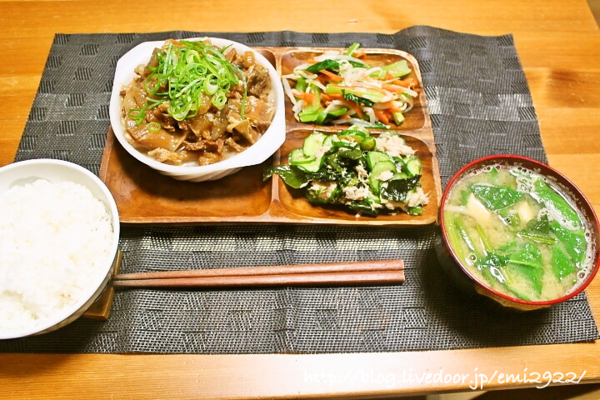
[109,37,286,182]
[0,159,120,339]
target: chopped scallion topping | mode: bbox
[132,39,248,125]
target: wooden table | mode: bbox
[2,0,600,398]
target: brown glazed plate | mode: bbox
[99,46,441,226]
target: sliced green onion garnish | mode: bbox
[128,103,147,125]
[204,74,219,95]
[140,40,248,121]
[212,90,227,109]
[147,121,161,132]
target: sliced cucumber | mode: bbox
[369,160,397,194]
[392,172,409,180]
[338,130,367,145]
[360,136,376,151]
[294,157,324,173]
[366,151,391,170]
[404,155,422,177]
[289,148,315,164]
[302,132,327,157]
[322,134,335,148]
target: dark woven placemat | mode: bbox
[2,26,598,354]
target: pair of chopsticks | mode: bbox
[111,260,404,289]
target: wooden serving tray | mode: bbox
[99,46,441,226]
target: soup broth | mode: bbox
[443,164,593,302]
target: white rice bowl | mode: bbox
[0,159,120,339]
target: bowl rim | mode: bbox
[439,154,600,306]
[0,159,120,339]
[109,36,286,176]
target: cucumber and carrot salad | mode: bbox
[281,43,419,127]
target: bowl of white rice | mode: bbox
[0,159,120,339]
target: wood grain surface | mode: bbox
[1,0,600,398]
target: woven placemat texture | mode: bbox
[1,26,598,354]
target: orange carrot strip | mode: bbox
[385,110,395,123]
[317,75,329,85]
[303,92,316,104]
[319,69,344,82]
[374,109,389,125]
[391,78,417,88]
[342,100,364,119]
[321,93,344,101]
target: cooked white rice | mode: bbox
[0,179,114,333]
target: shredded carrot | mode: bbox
[303,92,316,104]
[385,110,395,123]
[391,78,417,88]
[292,90,316,106]
[374,109,389,125]
[319,69,344,82]
[317,75,329,85]
[385,72,395,81]
[321,93,344,102]
[342,99,364,119]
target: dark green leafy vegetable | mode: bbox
[551,246,577,281]
[342,90,375,107]
[529,177,582,229]
[380,175,421,202]
[263,165,307,189]
[305,58,369,74]
[518,215,557,245]
[470,184,523,211]
[263,128,428,217]
[550,220,587,267]
[504,244,544,295]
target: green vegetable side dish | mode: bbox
[282,43,418,128]
[264,127,430,217]
[443,165,593,302]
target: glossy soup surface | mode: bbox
[443,164,594,302]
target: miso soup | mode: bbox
[443,164,594,302]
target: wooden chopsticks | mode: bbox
[111,260,404,289]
